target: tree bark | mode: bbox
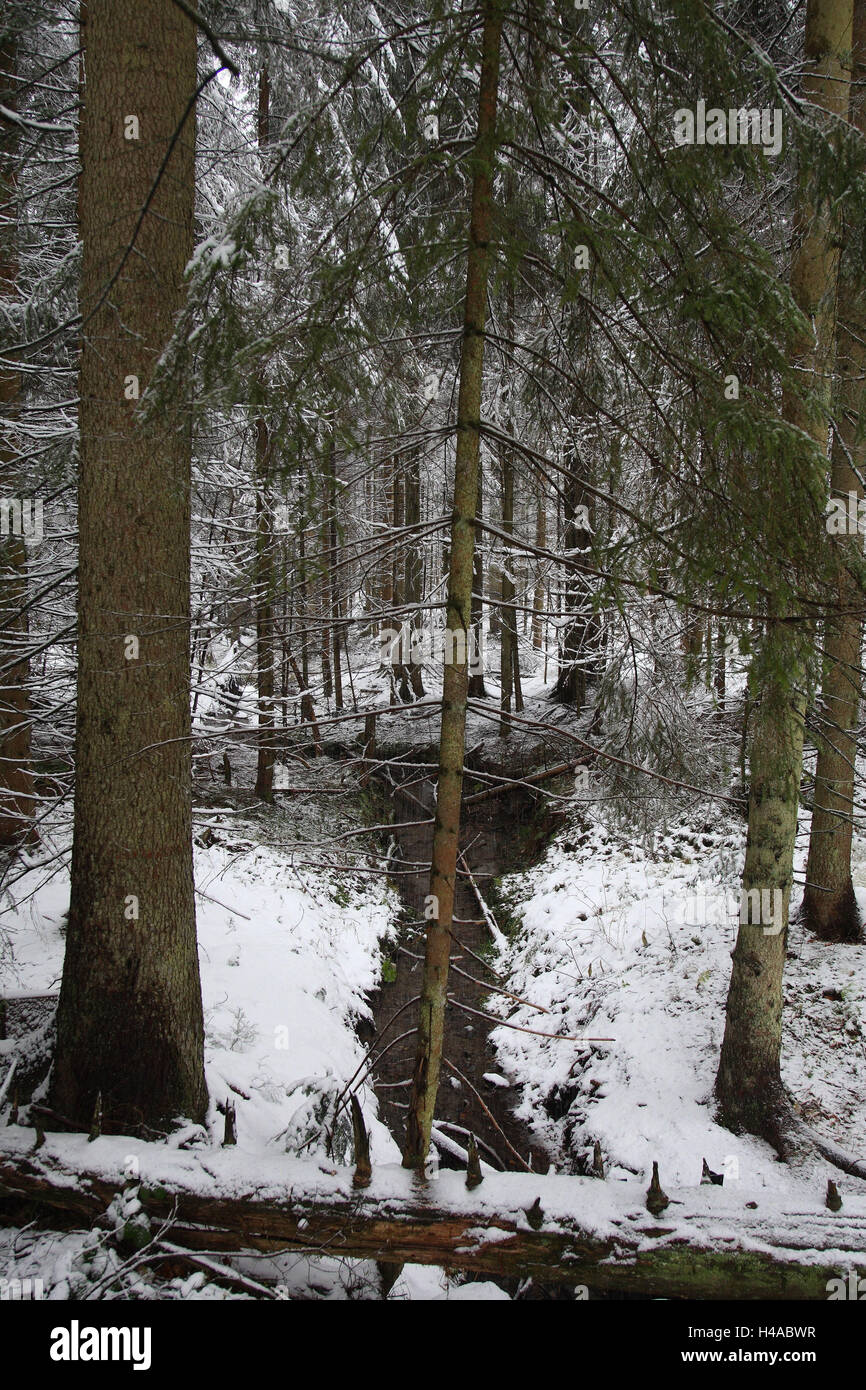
[467,467,487,696]
[714,621,727,709]
[499,439,515,736]
[254,417,276,799]
[1,1138,864,1299]
[801,0,866,943]
[403,0,504,1169]
[297,465,310,690]
[532,488,546,651]
[405,449,425,698]
[326,443,343,712]
[716,0,853,1146]
[52,0,207,1133]
[0,33,34,846]
[254,66,275,800]
[389,456,413,701]
[319,498,333,702]
[554,447,597,707]
[802,424,863,941]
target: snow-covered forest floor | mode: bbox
[11,0,866,1333]
[491,791,866,1199]
[0,720,517,1299]
[3,645,866,1300]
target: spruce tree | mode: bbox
[801,0,866,944]
[715,0,854,1147]
[52,0,207,1133]
[0,27,34,846]
[402,0,505,1168]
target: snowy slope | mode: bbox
[489,801,866,1204]
[0,784,406,1298]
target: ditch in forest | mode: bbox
[364,754,559,1178]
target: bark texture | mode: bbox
[52,0,207,1133]
[254,66,275,800]
[403,0,504,1168]
[499,438,515,735]
[1,1138,864,1300]
[553,449,597,707]
[716,0,853,1144]
[801,0,866,943]
[0,34,34,846]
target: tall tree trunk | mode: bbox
[682,612,704,681]
[499,442,515,737]
[402,0,504,1169]
[801,1,866,943]
[297,465,310,690]
[715,0,853,1147]
[714,620,727,709]
[389,455,411,701]
[499,276,517,735]
[802,449,863,940]
[254,66,275,800]
[254,418,275,799]
[467,467,487,696]
[390,451,425,701]
[52,0,207,1133]
[405,449,425,698]
[376,457,394,690]
[280,531,290,729]
[327,443,343,711]
[392,460,404,617]
[554,448,596,707]
[0,34,34,846]
[319,493,333,703]
[513,624,523,712]
[380,458,394,617]
[532,488,546,651]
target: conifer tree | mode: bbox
[0,26,34,846]
[52,0,207,1132]
[403,0,505,1168]
[715,0,854,1147]
[801,0,866,944]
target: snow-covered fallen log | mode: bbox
[1,1128,864,1298]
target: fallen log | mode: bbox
[1,1128,865,1298]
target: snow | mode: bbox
[0,778,410,1298]
[4,1125,866,1292]
[4,654,866,1299]
[196,835,395,1161]
[434,1280,511,1300]
[489,795,866,1205]
[2,810,399,1162]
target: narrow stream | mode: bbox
[367,771,552,1176]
